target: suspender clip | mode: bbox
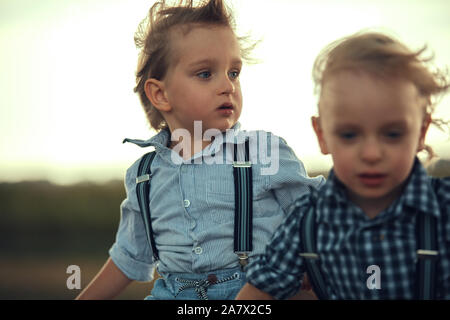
[136,174,151,184]
[236,252,249,269]
[233,161,251,168]
[299,252,320,260]
[417,249,439,260]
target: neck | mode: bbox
[347,185,403,220]
[169,134,214,160]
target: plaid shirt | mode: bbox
[246,158,450,299]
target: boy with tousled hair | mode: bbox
[77,0,324,300]
[237,31,450,300]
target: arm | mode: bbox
[237,195,312,300]
[81,159,155,299]
[288,290,318,300]
[76,258,132,300]
[236,283,274,300]
[268,135,325,215]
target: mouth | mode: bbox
[217,103,234,110]
[217,103,234,115]
[358,173,387,187]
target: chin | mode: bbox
[215,120,238,132]
[355,186,399,201]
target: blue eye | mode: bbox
[340,132,356,140]
[229,70,240,79]
[386,131,402,139]
[197,71,211,79]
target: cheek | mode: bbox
[390,148,416,178]
[330,148,354,180]
[234,84,243,101]
[233,87,243,109]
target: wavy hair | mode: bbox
[313,31,450,157]
[133,0,254,131]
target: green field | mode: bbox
[0,180,153,299]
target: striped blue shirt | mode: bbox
[246,158,450,299]
[109,123,325,281]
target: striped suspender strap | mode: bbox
[299,208,439,300]
[416,211,439,300]
[233,140,253,269]
[135,143,254,267]
[136,151,159,262]
[299,206,329,300]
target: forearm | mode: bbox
[76,257,132,300]
[235,283,275,300]
[288,290,318,300]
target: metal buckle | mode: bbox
[233,162,251,168]
[417,249,439,260]
[136,174,151,184]
[299,252,320,260]
[236,252,249,269]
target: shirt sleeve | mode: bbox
[266,133,325,214]
[108,158,155,282]
[245,194,311,299]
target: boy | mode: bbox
[237,31,450,299]
[76,0,323,300]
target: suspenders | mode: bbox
[233,142,253,268]
[135,140,253,268]
[299,206,439,300]
[135,151,159,262]
[134,143,440,299]
[416,212,439,300]
[299,206,328,300]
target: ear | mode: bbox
[144,79,172,112]
[311,116,330,155]
[417,114,432,152]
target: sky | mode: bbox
[1,0,449,184]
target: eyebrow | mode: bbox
[333,120,408,131]
[380,120,408,128]
[188,58,242,69]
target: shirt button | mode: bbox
[184,199,191,208]
[194,246,203,255]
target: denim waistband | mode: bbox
[156,266,246,300]
[162,266,244,282]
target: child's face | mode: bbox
[313,70,430,214]
[158,25,242,135]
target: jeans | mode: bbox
[144,266,246,300]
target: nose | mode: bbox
[218,73,235,95]
[360,137,382,163]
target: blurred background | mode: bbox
[1,0,449,299]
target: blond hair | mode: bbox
[134,0,252,131]
[313,31,450,156]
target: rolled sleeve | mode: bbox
[108,159,155,282]
[109,243,154,282]
[245,195,310,299]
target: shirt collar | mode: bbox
[122,128,170,149]
[401,158,440,218]
[320,169,348,204]
[319,157,440,219]
[122,122,245,155]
